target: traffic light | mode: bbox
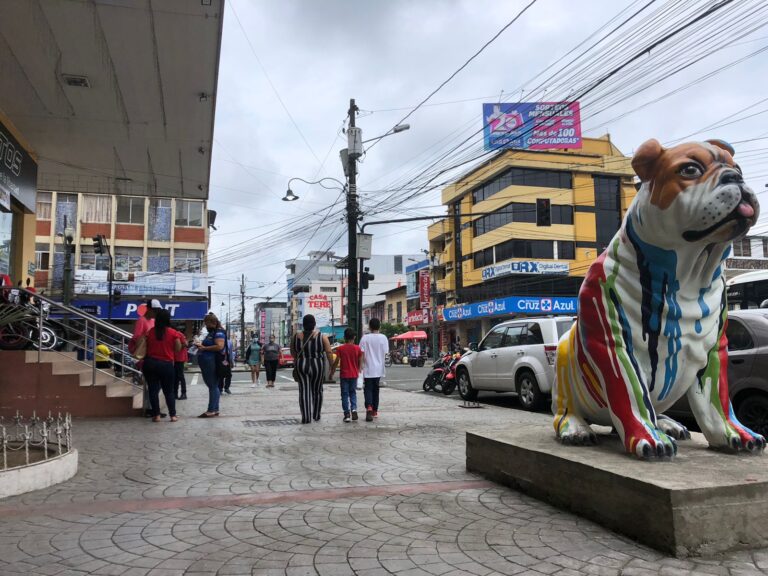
[361,267,375,290]
[112,289,122,306]
[92,235,105,254]
[536,198,551,227]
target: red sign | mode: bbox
[307,294,331,309]
[407,308,431,326]
[419,269,431,308]
[259,309,266,342]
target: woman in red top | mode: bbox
[142,309,182,422]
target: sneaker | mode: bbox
[373,410,378,418]
[343,412,351,423]
[180,394,187,400]
[225,389,232,395]
[366,410,373,422]
[351,411,358,421]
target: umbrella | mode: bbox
[390,331,428,340]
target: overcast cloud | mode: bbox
[208,0,768,317]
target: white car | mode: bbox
[456,316,575,410]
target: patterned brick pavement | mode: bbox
[1,379,766,575]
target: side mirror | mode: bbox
[469,342,478,351]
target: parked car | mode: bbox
[455,316,575,411]
[278,347,294,368]
[666,309,768,437]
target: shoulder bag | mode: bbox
[215,334,232,380]
[292,331,314,382]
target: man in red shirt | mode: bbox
[330,328,364,423]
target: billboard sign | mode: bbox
[481,260,569,281]
[419,269,431,307]
[74,270,207,296]
[64,299,209,320]
[443,295,578,321]
[483,102,581,151]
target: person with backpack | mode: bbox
[330,328,364,423]
[139,309,183,422]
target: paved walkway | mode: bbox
[1,376,766,576]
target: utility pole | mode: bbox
[240,274,246,359]
[346,98,360,341]
[430,252,439,360]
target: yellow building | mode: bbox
[429,135,636,344]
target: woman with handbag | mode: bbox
[196,313,226,418]
[291,314,334,424]
[139,309,183,422]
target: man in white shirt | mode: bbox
[359,318,389,422]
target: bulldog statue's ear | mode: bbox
[632,138,664,182]
[706,139,735,156]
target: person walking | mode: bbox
[139,309,183,423]
[290,314,334,424]
[130,299,162,418]
[196,313,226,418]
[221,342,236,394]
[174,332,188,400]
[245,337,262,388]
[261,334,281,388]
[330,328,363,423]
[359,318,389,422]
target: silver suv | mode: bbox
[456,316,575,410]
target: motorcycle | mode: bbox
[385,349,404,367]
[423,352,453,392]
[0,295,60,351]
[441,353,463,395]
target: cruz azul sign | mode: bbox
[443,295,578,321]
[481,260,569,281]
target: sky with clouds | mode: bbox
[208,0,768,318]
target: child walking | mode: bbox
[330,328,364,423]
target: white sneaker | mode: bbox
[251,384,256,388]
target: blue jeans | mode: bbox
[339,378,358,414]
[199,354,221,412]
[364,377,380,412]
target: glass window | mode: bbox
[35,243,50,271]
[117,196,145,225]
[149,199,172,241]
[36,192,52,220]
[387,304,393,322]
[55,194,78,235]
[513,202,536,223]
[320,286,337,292]
[726,319,753,351]
[394,255,403,274]
[733,239,752,257]
[114,247,143,272]
[530,240,554,259]
[174,249,202,272]
[480,327,507,350]
[396,301,403,323]
[79,247,110,271]
[147,248,170,273]
[524,323,544,345]
[175,200,204,227]
[502,325,525,347]
[552,205,574,225]
[81,195,112,223]
[471,168,571,204]
[557,319,575,339]
[558,241,575,260]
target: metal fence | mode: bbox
[0,411,73,470]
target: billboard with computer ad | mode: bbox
[483,102,582,150]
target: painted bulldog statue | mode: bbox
[553,138,766,459]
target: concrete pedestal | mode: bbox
[466,427,768,557]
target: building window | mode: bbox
[320,286,337,292]
[387,303,393,322]
[81,195,112,223]
[147,248,170,273]
[487,239,555,264]
[394,255,403,274]
[552,205,574,225]
[733,238,752,257]
[36,192,52,220]
[473,247,494,269]
[558,241,575,260]
[396,301,403,323]
[472,202,541,237]
[149,198,172,241]
[174,249,202,272]
[79,247,110,271]
[117,196,145,225]
[594,176,622,252]
[35,243,50,270]
[175,200,204,227]
[472,167,572,204]
[55,194,78,235]
[115,247,143,272]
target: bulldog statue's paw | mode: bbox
[629,424,678,459]
[555,415,598,446]
[656,415,691,441]
[717,423,766,454]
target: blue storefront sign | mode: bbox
[66,299,210,320]
[443,295,578,321]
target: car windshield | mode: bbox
[281,348,291,355]
[556,319,575,339]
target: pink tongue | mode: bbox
[737,201,755,218]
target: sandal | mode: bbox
[152,415,161,422]
[170,416,179,422]
[198,412,216,418]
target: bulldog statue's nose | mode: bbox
[719,170,743,186]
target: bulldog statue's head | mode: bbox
[631,139,759,247]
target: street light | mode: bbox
[282,177,346,202]
[361,123,410,144]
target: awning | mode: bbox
[390,330,428,341]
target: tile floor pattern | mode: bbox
[1,382,767,575]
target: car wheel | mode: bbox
[736,393,768,438]
[457,368,478,401]
[516,370,544,411]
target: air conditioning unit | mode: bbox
[113,272,125,281]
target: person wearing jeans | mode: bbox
[196,313,226,417]
[359,318,389,422]
[140,309,182,422]
[330,328,363,423]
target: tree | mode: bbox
[379,322,407,340]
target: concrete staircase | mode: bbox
[0,350,143,417]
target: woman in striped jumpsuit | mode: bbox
[292,314,334,423]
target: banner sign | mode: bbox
[259,309,266,343]
[66,299,209,320]
[443,295,578,322]
[407,309,429,326]
[419,269,431,307]
[0,119,37,212]
[74,269,207,296]
[481,260,569,281]
[483,102,582,151]
[406,259,429,298]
